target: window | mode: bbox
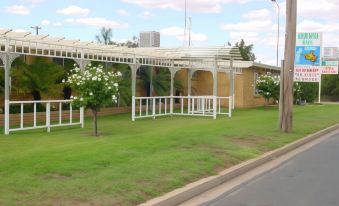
[254,72,260,96]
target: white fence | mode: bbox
[132,96,232,121]
[8,100,84,133]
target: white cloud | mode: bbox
[41,19,50,26]
[228,32,259,45]
[5,5,30,15]
[116,9,130,16]
[20,0,44,4]
[161,26,208,42]
[241,9,271,20]
[297,20,339,32]
[66,17,128,29]
[53,22,62,27]
[221,20,274,32]
[298,0,339,19]
[141,11,153,18]
[121,0,251,13]
[57,5,90,17]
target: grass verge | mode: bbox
[0,105,338,205]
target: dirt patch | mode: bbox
[42,173,71,180]
[229,135,273,152]
[48,200,99,206]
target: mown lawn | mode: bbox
[0,105,339,206]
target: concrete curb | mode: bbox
[140,124,339,206]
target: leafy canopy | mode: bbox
[256,73,280,101]
[64,64,121,110]
[228,39,256,61]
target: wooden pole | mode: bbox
[279,0,297,133]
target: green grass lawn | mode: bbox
[0,105,339,206]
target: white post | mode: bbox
[33,103,37,127]
[152,97,156,119]
[229,59,235,110]
[132,96,136,121]
[188,69,192,114]
[130,63,138,121]
[80,107,84,128]
[170,68,175,114]
[69,103,73,124]
[20,103,24,129]
[213,67,218,119]
[46,102,51,132]
[318,77,322,103]
[59,102,62,125]
[229,97,232,117]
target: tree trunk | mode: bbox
[92,108,98,136]
[31,90,41,100]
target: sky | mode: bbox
[1,0,339,66]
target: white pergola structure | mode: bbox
[0,29,277,134]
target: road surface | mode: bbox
[202,131,339,206]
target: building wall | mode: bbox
[174,67,278,108]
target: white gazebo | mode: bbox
[0,29,277,134]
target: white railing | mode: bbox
[8,100,84,133]
[132,96,232,121]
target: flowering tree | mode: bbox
[64,64,121,136]
[256,73,280,105]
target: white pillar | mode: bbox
[187,69,192,96]
[169,68,179,115]
[74,58,90,71]
[213,68,218,119]
[1,44,20,134]
[130,64,139,121]
[229,59,235,110]
[4,56,10,135]
[187,69,193,114]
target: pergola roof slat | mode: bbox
[0,29,280,71]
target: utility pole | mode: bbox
[279,0,297,133]
[31,26,41,35]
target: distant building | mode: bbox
[139,31,160,47]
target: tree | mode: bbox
[95,27,139,48]
[65,64,121,136]
[138,67,182,96]
[228,39,256,61]
[119,36,139,48]
[11,57,64,100]
[256,73,280,106]
[96,27,113,45]
[322,74,339,101]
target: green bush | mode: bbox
[299,82,318,103]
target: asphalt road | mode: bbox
[202,132,339,206]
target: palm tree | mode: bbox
[228,39,256,61]
[138,67,181,96]
[11,57,65,100]
[96,27,113,45]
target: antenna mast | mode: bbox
[188,17,192,47]
[184,0,187,46]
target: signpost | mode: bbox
[293,32,323,103]
[323,47,338,60]
[321,61,338,74]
